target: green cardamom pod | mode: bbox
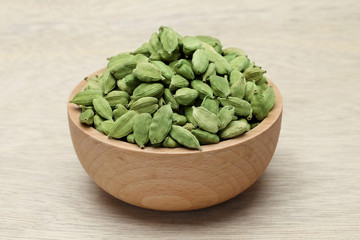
[151,60,175,84]
[200,97,219,114]
[92,97,112,120]
[163,88,179,110]
[217,105,235,130]
[224,54,237,63]
[108,110,138,138]
[251,91,269,121]
[182,36,202,56]
[133,113,152,148]
[174,59,195,80]
[105,90,129,107]
[122,74,141,92]
[172,113,187,126]
[191,80,214,99]
[162,136,179,148]
[230,55,250,72]
[158,97,166,107]
[126,133,135,144]
[149,104,173,144]
[110,55,137,80]
[196,35,223,54]
[149,32,162,53]
[230,74,246,99]
[113,104,128,120]
[133,54,149,64]
[244,81,258,102]
[169,125,201,150]
[243,66,266,82]
[222,47,246,57]
[219,119,250,139]
[182,122,196,131]
[209,75,231,98]
[70,90,103,106]
[219,97,252,118]
[184,107,198,127]
[191,128,220,145]
[129,97,159,114]
[79,108,94,125]
[170,75,189,92]
[93,114,104,133]
[192,49,209,75]
[201,42,230,75]
[263,85,275,111]
[86,75,103,91]
[229,70,245,86]
[101,120,115,135]
[202,62,216,82]
[174,88,199,106]
[131,83,164,100]
[132,62,165,82]
[131,42,151,57]
[107,53,133,69]
[117,79,133,95]
[192,106,220,133]
[232,115,239,121]
[148,41,161,61]
[159,26,179,54]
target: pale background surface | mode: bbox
[1,0,359,239]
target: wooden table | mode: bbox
[1,0,359,239]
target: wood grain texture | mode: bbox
[67,70,282,211]
[1,0,360,239]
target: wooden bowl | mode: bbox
[67,68,283,211]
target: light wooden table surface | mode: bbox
[1,0,359,239]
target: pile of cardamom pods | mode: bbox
[70,26,275,150]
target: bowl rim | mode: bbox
[67,68,283,155]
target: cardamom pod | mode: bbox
[217,105,235,130]
[132,62,165,82]
[191,128,220,145]
[158,97,166,107]
[229,69,245,86]
[169,125,201,150]
[190,80,214,99]
[209,75,231,98]
[131,42,151,57]
[79,108,94,125]
[184,107,198,127]
[129,97,159,114]
[122,74,141,90]
[113,104,128,120]
[162,136,179,148]
[263,85,275,111]
[192,106,220,133]
[230,55,250,72]
[174,59,195,80]
[159,26,179,54]
[243,66,266,82]
[151,60,175,83]
[92,97,113,120]
[170,75,189,92]
[174,88,199,106]
[230,74,246,99]
[182,36,202,56]
[133,54,149,64]
[110,55,137,79]
[131,83,164,100]
[117,79,133,95]
[126,133,135,144]
[172,113,187,126]
[192,49,209,75]
[219,97,252,118]
[219,119,250,139]
[86,75,102,91]
[201,42,230,75]
[108,110,138,138]
[182,122,196,131]
[224,54,237,63]
[163,88,179,110]
[222,47,246,57]
[201,97,219,114]
[149,104,173,144]
[133,113,152,148]
[93,114,104,133]
[202,62,216,82]
[107,53,133,69]
[244,81,258,102]
[105,90,129,107]
[250,91,269,121]
[196,35,223,54]
[70,90,103,106]
[101,120,115,135]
